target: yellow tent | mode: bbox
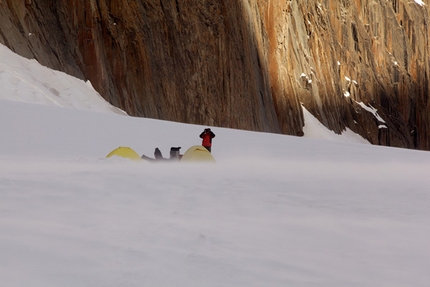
[106,146,141,160]
[181,145,215,162]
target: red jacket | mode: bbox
[199,130,215,147]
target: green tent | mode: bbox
[106,146,141,160]
[181,145,215,162]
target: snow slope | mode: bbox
[1,44,430,287]
[0,44,125,115]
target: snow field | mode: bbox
[1,43,430,287]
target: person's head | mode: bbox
[204,128,211,132]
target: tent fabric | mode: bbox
[106,146,141,160]
[181,145,215,162]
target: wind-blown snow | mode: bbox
[1,44,430,287]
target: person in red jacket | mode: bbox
[199,128,216,152]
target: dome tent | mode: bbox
[181,145,215,162]
[106,146,141,160]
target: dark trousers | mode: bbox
[203,146,211,153]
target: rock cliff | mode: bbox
[0,0,429,149]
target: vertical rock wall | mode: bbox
[0,0,429,149]
[257,0,430,148]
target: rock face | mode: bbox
[0,0,429,149]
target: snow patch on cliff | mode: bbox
[357,102,386,123]
[302,106,369,144]
[414,0,425,6]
